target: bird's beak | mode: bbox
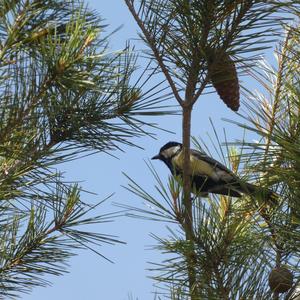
[151,154,161,160]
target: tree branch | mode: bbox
[124,0,183,106]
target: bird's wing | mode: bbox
[173,151,216,178]
[172,148,238,182]
[190,149,237,182]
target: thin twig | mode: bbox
[0,208,71,273]
[124,0,183,106]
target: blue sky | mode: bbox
[23,1,274,299]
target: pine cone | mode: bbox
[268,267,293,294]
[208,52,240,112]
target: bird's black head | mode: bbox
[152,141,182,162]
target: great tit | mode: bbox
[152,141,276,200]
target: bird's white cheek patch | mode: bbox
[162,145,181,159]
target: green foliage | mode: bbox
[124,1,300,299]
[230,24,300,298]
[0,185,121,297]
[125,0,291,105]
[123,152,275,298]
[0,0,175,297]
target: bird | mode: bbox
[152,141,277,201]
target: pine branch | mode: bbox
[124,0,183,106]
[224,24,300,299]
[0,0,178,297]
[124,1,295,299]
[0,185,122,298]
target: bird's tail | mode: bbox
[241,182,279,205]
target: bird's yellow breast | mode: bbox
[173,152,215,177]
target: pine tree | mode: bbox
[0,0,172,298]
[122,1,300,299]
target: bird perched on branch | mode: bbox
[152,141,277,202]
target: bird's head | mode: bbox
[152,141,182,162]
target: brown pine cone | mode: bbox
[268,267,293,294]
[209,52,240,112]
